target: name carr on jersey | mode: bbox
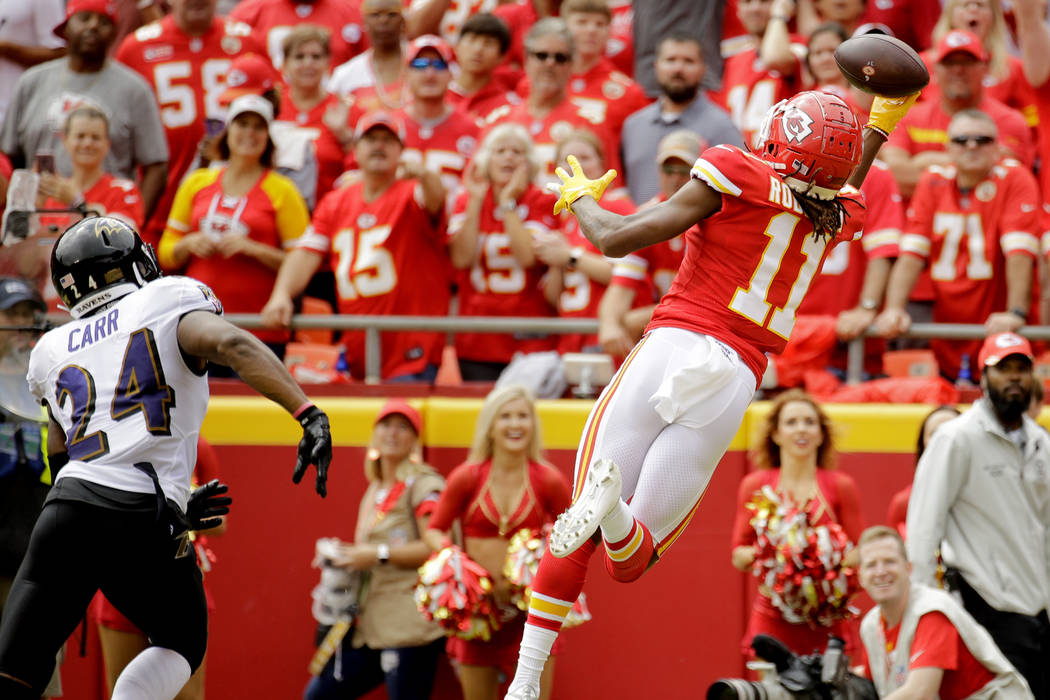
[68,308,120,353]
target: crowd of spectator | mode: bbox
[3,0,1050,389]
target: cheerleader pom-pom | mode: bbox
[503,527,547,611]
[415,545,502,641]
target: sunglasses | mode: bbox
[660,163,692,176]
[529,50,571,64]
[409,57,449,70]
[948,134,995,147]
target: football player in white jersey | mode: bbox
[0,217,333,700]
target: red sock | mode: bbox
[603,519,654,583]
[525,538,597,631]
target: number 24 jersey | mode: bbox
[28,277,222,510]
[647,145,866,382]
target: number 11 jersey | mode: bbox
[27,277,223,510]
[647,145,866,382]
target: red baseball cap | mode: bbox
[219,53,281,107]
[978,332,1034,371]
[374,399,422,434]
[935,30,988,63]
[54,0,119,40]
[354,110,406,142]
[407,34,455,65]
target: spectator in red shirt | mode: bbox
[329,0,408,113]
[881,29,1033,198]
[447,13,519,122]
[448,123,558,380]
[856,526,1030,698]
[876,109,1039,381]
[228,0,365,70]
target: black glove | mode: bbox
[294,405,331,497]
[186,479,232,530]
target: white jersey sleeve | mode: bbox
[27,277,223,509]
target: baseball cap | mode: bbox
[407,34,455,65]
[54,0,119,39]
[225,94,274,126]
[354,110,406,142]
[0,278,45,312]
[219,53,281,107]
[656,130,705,166]
[935,29,988,63]
[374,398,422,434]
[978,332,1034,371]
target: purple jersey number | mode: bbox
[55,328,176,460]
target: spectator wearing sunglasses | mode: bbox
[881,30,1033,199]
[875,109,1040,382]
[396,34,480,203]
[481,18,623,188]
[620,33,741,206]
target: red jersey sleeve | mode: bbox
[297,189,339,255]
[859,162,902,260]
[997,165,1041,259]
[426,463,478,533]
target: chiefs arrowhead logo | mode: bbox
[781,106,814,144]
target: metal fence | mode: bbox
[222,314,1050,385]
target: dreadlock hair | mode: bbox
[794,192,854,243]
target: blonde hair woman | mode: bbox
[425,385,571,700]
[448,125,559,381]
[306,399,446,700]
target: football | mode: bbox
[834,34,929,97]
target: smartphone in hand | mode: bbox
[35,151,56,174]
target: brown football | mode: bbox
[834,34,929,97]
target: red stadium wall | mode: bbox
[60,399,929,700]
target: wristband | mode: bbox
[293,402,315,420]
[377,543,390,564]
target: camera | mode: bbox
[707,635,877,700]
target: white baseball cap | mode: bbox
[225,94,274,127]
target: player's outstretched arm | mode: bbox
[177,311,332,497]
[571,178,722,258]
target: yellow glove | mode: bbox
[549,155,617,215]
[866,92,921,138]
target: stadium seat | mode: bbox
[882,349,939,378]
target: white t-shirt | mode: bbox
[0,0,65,126]
[28,277,222,509]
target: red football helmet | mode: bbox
[754,91,862,200]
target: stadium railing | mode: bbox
[220,314,1050,385]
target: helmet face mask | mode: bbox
[50,217,161,319]
[754,91,862,200]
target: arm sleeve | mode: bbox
[295,191,335,255]
[730,472,764,548]
[905,428,969,585]
[899,174,936,261]
[271,175,311,248]
[834,472,865,544]
[998,169,1041,259]
[426,464,477,533]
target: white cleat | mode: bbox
[549,458,622,558]
[504,684,540,700]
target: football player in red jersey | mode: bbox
[502,88,920,700]
[875,110,1039,382]
[228,0,365,70]
[483,18,622,187]
[261,112,451,382]
[115,0,263,247]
